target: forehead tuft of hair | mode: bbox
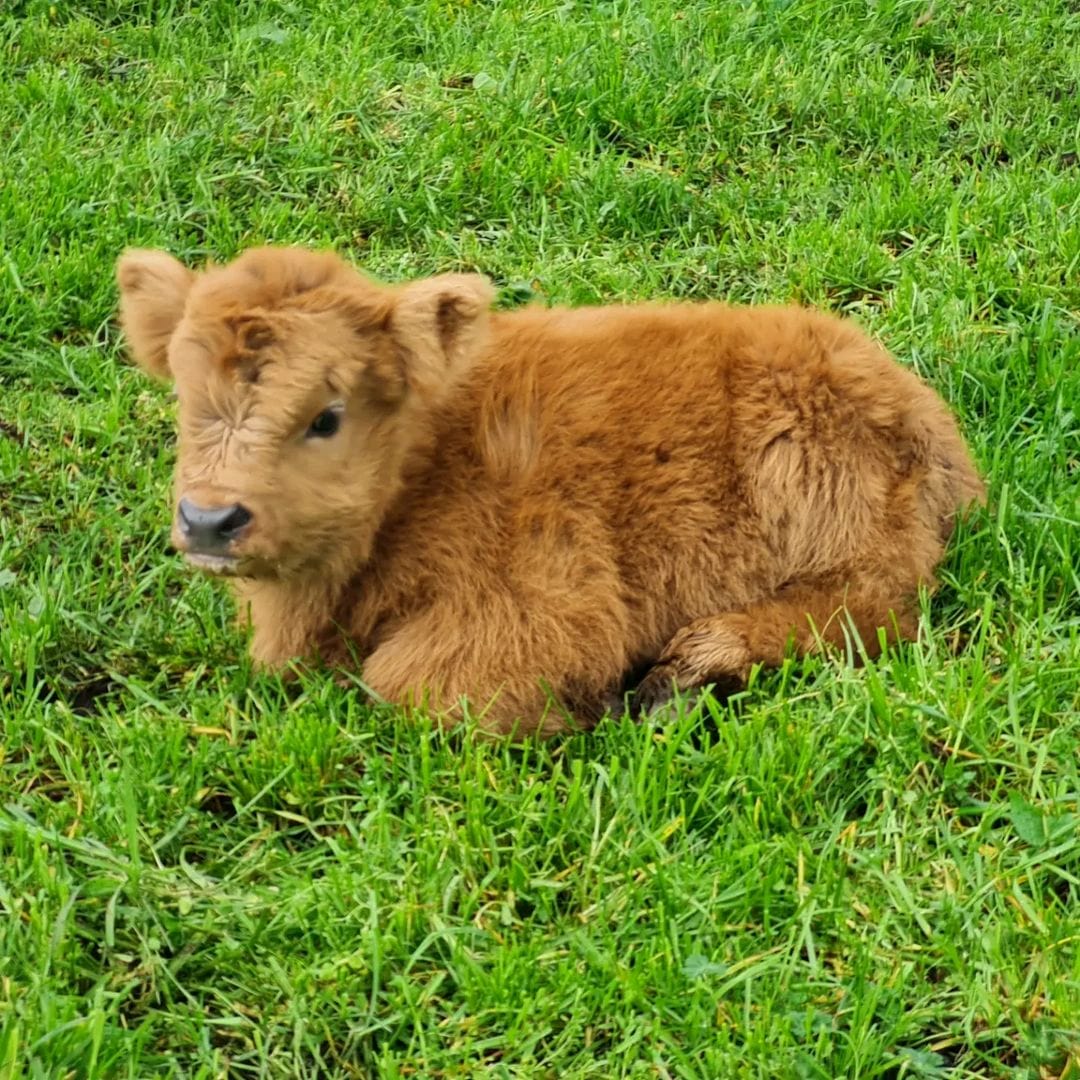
[178,247,393,379]
[188,246,367,315]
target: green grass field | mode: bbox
[2,1,1079,1076]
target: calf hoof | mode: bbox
[630,665,745,719]
[596,687,637,721]
[628,663,680,716]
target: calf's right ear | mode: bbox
[116,249,195,380]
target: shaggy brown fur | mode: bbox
[116,246,984,736]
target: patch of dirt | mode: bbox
[68,674,121,717]
[0,418,23,441]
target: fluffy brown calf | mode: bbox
[116,246,983,736]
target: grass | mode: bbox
[1,0,1079,1075]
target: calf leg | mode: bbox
[630,582,918,714]
[359,594,631,738]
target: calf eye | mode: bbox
[306,407,342,439]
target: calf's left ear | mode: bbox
[116,249,195,380]
[390,273,495,401]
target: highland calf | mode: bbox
[116,247,984,736]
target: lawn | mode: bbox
[1,0,1079,1076]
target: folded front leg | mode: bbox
[359,595,632,737]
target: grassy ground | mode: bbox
[1,0,1079,1076]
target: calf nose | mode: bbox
[177,498,253,553]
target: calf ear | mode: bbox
[116,249,194,380]
[390,273,494,400]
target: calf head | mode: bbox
[116,246,493,581]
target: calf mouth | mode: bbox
[181,550,286,579]
[184,552,242,576]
